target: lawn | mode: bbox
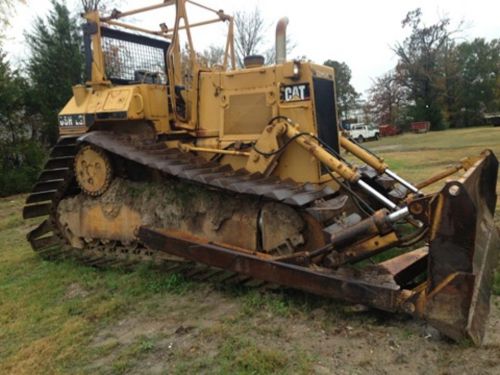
[0,127,499,374]
[371,126,500,202]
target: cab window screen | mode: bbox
[100,27,170,84]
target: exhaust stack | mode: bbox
[276,17,289,64]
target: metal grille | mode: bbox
[224,93,271,135]
[313,77,340,176]
[313,77,339,153]
[100,27,170,84]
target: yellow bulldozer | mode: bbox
[23,0,499,345]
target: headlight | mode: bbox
[293,62,301,77]
[283,61,302,79]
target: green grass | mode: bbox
[0,196,318,374]
[367,127,500,295]
[172,305,316,375]
[172,334,311,375]
[0,127,499,373]
[369,127,500,198]
[494,271,500,296]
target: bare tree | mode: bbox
[234,8,296,67]
[368,71,409,126]
[81,0,121,13]
[199,45,225,68]
[81,0,101,12]
[264,35,295,65]
[234,8,266,67]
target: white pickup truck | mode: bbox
[345,123,380,143]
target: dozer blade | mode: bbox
[422,150,499,345]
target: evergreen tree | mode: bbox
[453,38,500,126]
[0,48,26,142]
[0,48,45,196]
[323,60,359,120]
[25,0,84,145]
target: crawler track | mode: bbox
[22,133,335,286]
[78,131,336,207]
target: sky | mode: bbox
[3,0,499,97]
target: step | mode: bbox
[26,190,58,204]
[23,203,52,219]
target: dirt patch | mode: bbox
[63,283,90,300]
[290,304,500,375]
[88,289,241,373]
[90,297,233,349]
[86,284,500,374]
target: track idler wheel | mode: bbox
[75,145,113,196]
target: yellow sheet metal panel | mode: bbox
[224,92,272,136]
[103,89,131,111]
[198,73,223,136]
[275,100,321,183]
[220,67,276,91]
[140,85,168,118]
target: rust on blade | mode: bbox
[461,150,499,345]
[422,150,499,345]
[379,247,428,286]
[423,272,475,343]
[139,226,410,313]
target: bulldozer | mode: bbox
[23,0,499,345]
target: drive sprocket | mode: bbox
[74,145,113,196]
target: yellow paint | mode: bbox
[59,202,142,247]
[59,1,347,187]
